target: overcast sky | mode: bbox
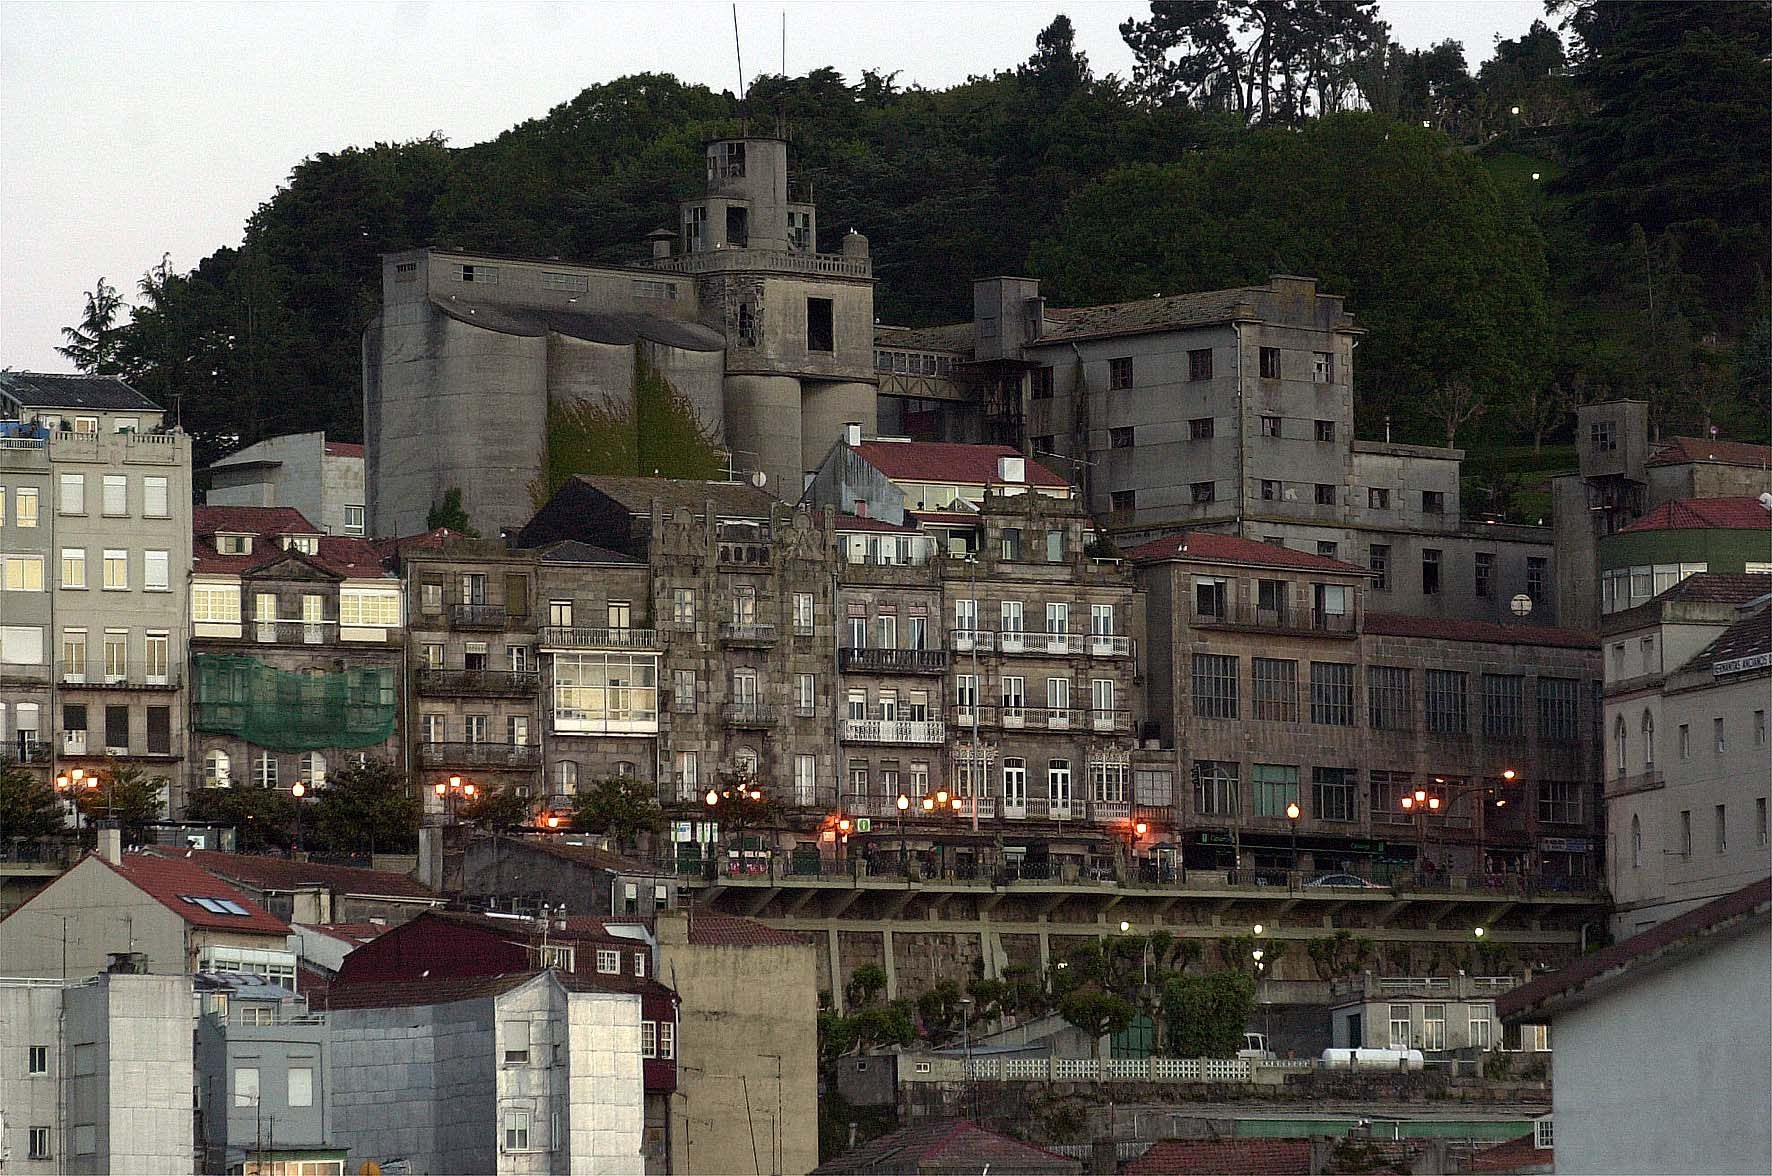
[1,0,1546,373]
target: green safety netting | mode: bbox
[192,653,396,751]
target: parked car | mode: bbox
[1305,873,1385,889]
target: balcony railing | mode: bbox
[1000,632,1087,656]
[249,619,334,645]
[7,738,52,765]
[1192,602,1355,635]
[717,542,772,568]
[450,602,512,629]
[539,626,660,650]
[840,718,947,745]
[417,668,541,696]
[416,741,541,769]
[948,705,1131,733]
[722,702,780,728]
[718,622,778,646]
[950,628,994,653]
[839,648,950,674]
[1087,634,1132,658]
[58,662,179,690]
[650,248,872,279]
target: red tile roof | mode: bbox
[1463,1132,1552,1173]
[1645,571,1772,605]
[100,851,291,934]
[1364,613,1597,649]
[1499,876,1772,1023]
[1126,1139,1311,1175]
[852,440,1069,489]
[1648,436,1772,468]
[813,1119,1081,1174]
[164,849,437,899]
[1618,496,1772,533]
[1123,530,1367,574]
[196,504,319,536]
[683,912,804,947]
[834,513,922,533]
[192,519,396,578]
[323,440,364,458]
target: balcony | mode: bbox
[1087,634,1132,658]
[950,629,994,653]
[650,248,871,279]
[1191,602,1355,637]
[8,738,51,765]
[58,662,179,691]
[417,668,540,697]
[417,741,541,769]
[718,622,778,647]
[717,542,772,568]
[839,648,949,675]
[1001,632,1087,657]
[450,602,511,630]
[722,702,780,728]
[540,626,660,650]
[946,705,1132,734]
[248,619,334,645]
[840,718,947,745]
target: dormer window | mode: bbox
[216,534,252,556]
[281,536,320,555]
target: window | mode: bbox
[1538,781,1582,825]
[1314,484,1335,506]
[1389,1005,1411,1049]
[1537,678,1578,742]
[1260,479,1280,501]
[1186,349,1212,381]
[1422,549,1442,595]
[1111,426,1135,448]
[1188,417,1215,441]
[807,297,834,352]
[1369,544,1391,592]
[1368,488,1390,510]
[102,474,127,516]
[1590,419,1617,452]
[3,555,45,591]
[1422,491,1445,515]
[1091,759,1127,805]
[1474,552,1494,598]
[144,550,169,592]
[205,749,231,787]
[1714,804,1727,853]
[1191,481,1216,504]
[597,949,620,974]
[1312,351,1333,383]
[1110,489,1136,513]
[641,1020,657,1058]
[1316,541,1338,559]
[1714,717,1726,753]
[793,591,815,635]
[1193,761,1238,816]
[796,673,815,716]
[340,589,400,627]
[1679,809,1693,857]
[1047,676,1070,716]
[1252,764,1299,817]
[455,264,499,284]
[1314,420,1335,443]
[28,1044,48,1074]
[1001,527,1022,561]
[1259,346,1281,378]
[954,673,978,709]
[1482,675,1525,738]
[1370,772,1413,825]
[1000,676,1024,718]
[1425,670,1467,735]
[28,1126,50,1160]
[1046,530,1064,562]
[634,951,647,977]
[1757,797,1767,848]
[503,1020,531,1064]
[1252,658,1298,722]
[1309,663,1354,726]
[659,1021,675,1059]
[1032,367,1055,399]
[1109,357,1135,389]
[1631,814,1642,867]
[254,753,278,788]
[1422,1004,1446,1051]
[15,487,38,527]
[59,547,87,589]
[1678,722,1692,760]
[1260,415,1281,437]
[503,1110,531,1152]
[1756,710,1766,747]
[673,752,697,797]
[1193,575,1228,620]
[343,505,365,534]
[301,751,327,785]
[59,472,84,514]
[234,1066,260,1106]
[1641,710,1655,766]
[1526,557,1546,601]
[794,754,817,805]
[1192,654,1239,719]
[103,633,127,684]
[1313,767,1356,822]
[289,1066,314,1108]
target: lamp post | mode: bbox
[54,768,88,833]
[959,995,975,1121]
[290,781,306,852]
[1285,801,1301,881]
[434,774,476,824]
[896,794,910,875]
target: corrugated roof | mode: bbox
[571,474,781,519]
[1680,605,1771,674]
[1648,436,1772,468]
[1364,613,1597,649]
[1618,497,1772,533]
[852,440,1068,489]
[101,851,291,934]
[1125,1139,1311,1175]
[168,849,437,899]
[873,322,977,354]
[1034,288,1261,344]
[532,539,644,565]
[813,1119,1081,1174]
[1645,572,1772,606]
[1124,531,1367,574]
[0,371,163,411]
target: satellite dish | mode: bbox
[750,471,768,488]
[1510,593,1534,617]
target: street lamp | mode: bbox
[1473,926,1486,939]
[54,768,88,833]
[896,794,910,874]
[291,781,307,852]
[435,774,475,822]
[1285,801,1301,880]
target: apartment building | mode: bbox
[0,372,192,809]
[187,505,404,802]
[0,969,194,1176]
[205,431,367,536]
[1602,574,1772,936]
[1128,531,1603,883]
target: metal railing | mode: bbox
[416,741,541,769]
[58,662,179,689]
[840,718,946,745]
[249,619,335,645]
[949,628,994,653]
[947,705,1132,733]
[839,648,949,674]
[449,603,510,629]
[718,622,778,645]
[417,668,541,696]
[539,626,660,650]
[721,702,780,727]
[1192,602,1355,635]
[650,248,871,279]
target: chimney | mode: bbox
[997,455,1026,484]
[645,228,677,259]
[843,422,863,447]
[97,823,122,865]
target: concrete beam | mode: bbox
[757,915,1585,946]
[743,887,780,917]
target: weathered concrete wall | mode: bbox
[723,373,804,500]
[0,857,184,978]
[63,972,194,1176]
[802,380,877,485]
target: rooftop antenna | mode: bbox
[782,9,786,77]
[732,3,747,103]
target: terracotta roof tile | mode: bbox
[1463,1132,1552,1172]
[1647,436,1772,468]
[1126,1139,1311,1175]
[834,513,923,533]
[814,1119,1081,1174]
[1364,613,1597,649]
[1645,572,1772,605]
[195,505,319,536]
[1678,605,1771,674]
[101,851,291,934]
[683,912,804,947]
[1124,530,1367,574]
[1618,496,1772,532]
[852,440,1068,489]
[873,322,977,354]
[323,440,364,458]
[166,849,437,899]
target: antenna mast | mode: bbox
[732,4,746,101]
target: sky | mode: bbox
[1,0,1548,374]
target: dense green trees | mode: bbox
[62,6,1767,471]
[0,760,65,843]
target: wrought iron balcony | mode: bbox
[1191,601,1355,636]
[417,668,541,697]
[718,622,778,647]
[721,702,780,728]
[58,662,179,690]
[450,603,510,629]
[838,648,949,674]
[840,718,946,745]
[416,741,541,769]
[539,626,660,650]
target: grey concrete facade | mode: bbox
[194,974,336,1173]
[206,431,367,536]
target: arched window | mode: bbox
[1613,715,1628,779]
[204,749,231,787]
[301,752,327,787]
[556,760,579,793]
[1641,711,1655,768]
[615,760,636,778]
[254,752,277,788]
[734,747,759,777]
[1631,814,1642,868]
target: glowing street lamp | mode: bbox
[1285,801,1302,877]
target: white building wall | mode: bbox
[1550,920,1772,1175]
[0,981,65,1175]
[563,987,646,1176]
[61,972,194,1176]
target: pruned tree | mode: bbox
[1426,377,1485,448]
[1058,988,1136,1061]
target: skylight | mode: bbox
[180,895,252,917]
